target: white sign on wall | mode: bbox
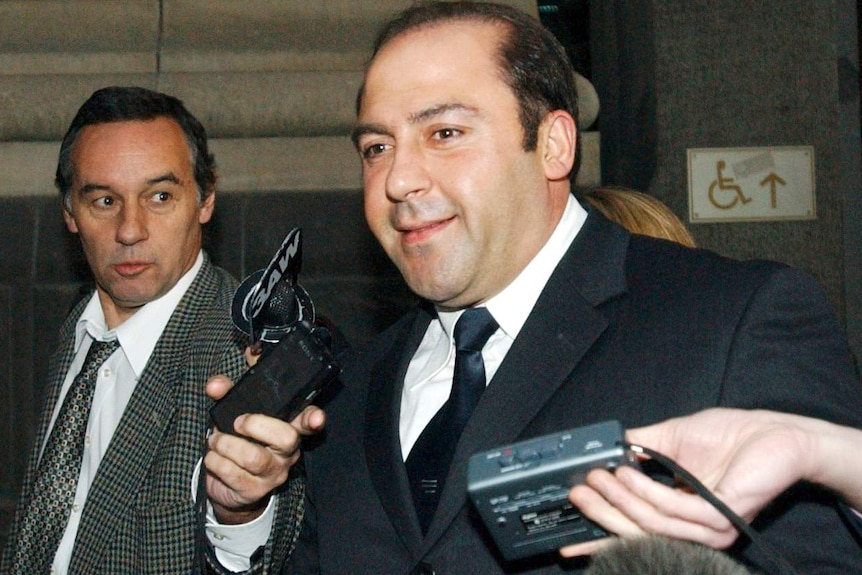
[687,146,816,223]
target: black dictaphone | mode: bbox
[210,321,340,434]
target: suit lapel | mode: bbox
[364,307,433,556]
[422,211,631,548]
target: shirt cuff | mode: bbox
[192,459,276,572]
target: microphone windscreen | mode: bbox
[230,227,313,343]
[257,279,299,328]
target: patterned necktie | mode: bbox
[406,307,499,533]
[11,338,120,574]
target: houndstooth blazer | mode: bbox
[1,254,304,574]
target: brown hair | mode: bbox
[582,187,696,248]
[57,86,215,211]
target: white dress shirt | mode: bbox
[400,195,588,459]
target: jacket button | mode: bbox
[412,562,435,575]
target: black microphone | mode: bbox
[230,227,314,345]
[211,228,341,435]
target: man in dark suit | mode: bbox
[1,87,304,574]
[282,2,862,574]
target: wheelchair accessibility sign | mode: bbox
[687,146,815,223]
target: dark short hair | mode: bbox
[56,86,216,208]
[359,1,581,180]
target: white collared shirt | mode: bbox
[400,195,587,458]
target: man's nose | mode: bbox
[385,142,432,202]
[115,203,148,245]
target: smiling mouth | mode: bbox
[398,216,455,244]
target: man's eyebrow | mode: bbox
[77,183,111,195]
[351,123,390,147]
[408,103,481,124]
[146,172,182,187]
[76,172,183,195]
[351,103,482,148]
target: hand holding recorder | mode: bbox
[561,408,862,558]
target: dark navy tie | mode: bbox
[406,307,499,533]
[11,338,120,574]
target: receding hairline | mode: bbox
[357,16,515,114]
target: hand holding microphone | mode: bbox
[210,228,342,436]
[204,228,339,524]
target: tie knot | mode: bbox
[454,307,498,353]
[81,339,120,377]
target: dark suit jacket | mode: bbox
[290,211,862,575]
[1,254,304,574]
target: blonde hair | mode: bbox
[582,187,696,248]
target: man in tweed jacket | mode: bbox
[1,87,304,574]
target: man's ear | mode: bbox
[199,190,216,225]
[539,110,577,182]
[62,204,79,233]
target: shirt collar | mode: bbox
[437,195,587,341]
[75,251,204,376]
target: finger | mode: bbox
[205,442,259,495]
[204,447,281,508]
[615,466,734,532]
[208,428,268,472]
[290,405,326,435]
[598,466,739,548]
[204,443,244,483]
[233,414,302,457]
[206,374,235,401]
[568,480,646,538]
[207,429,292,488]
[245,344,263,367]
[559,536,615,558]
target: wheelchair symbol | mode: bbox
[708,161,752,209]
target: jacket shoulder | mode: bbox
[624,234,795,296]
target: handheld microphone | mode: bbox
[230,227,314,345]
[211,228,341,435]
